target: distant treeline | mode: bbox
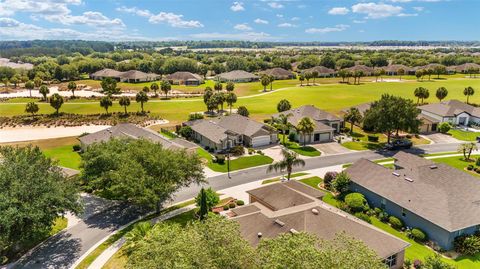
[0,40,115,57]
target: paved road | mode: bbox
[14,142,464,269]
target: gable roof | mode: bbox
[90,68,123,78]
[78,123,193,150]
[166,71,203,81]
[234,181,409,258]
[217,70,259,80]
[453,63,480,72]
[419,99,480,118]
[259,68,294,78]
[304,66,336,74]
[344,65,374,74]
[90,69,159,80]
[186,114,275,143]
[381,64,413,73]
[273,105,340,132]
[346,152,480,232]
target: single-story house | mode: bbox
[89,69,160,83]
[216,70,259,83]
[184,114,278,152]
[419,99,480,128]
[166,71,204,86]
[232,181,409,269]
[381,64,413,76]
[303,66,336,77]
[78,123,197,153]
[273,105,343,144]
[344,65,374,76]
[346,152,480,250]
[259,68,295,80]
[451,63,480,74]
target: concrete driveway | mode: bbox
[313,142,353,155]
[423,133,460,144]
[261,144,285,161]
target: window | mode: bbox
[456,229,464,237]
[381,198,387,209]
[383,254,397,268]
[402,208,407,217]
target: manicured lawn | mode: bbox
[299,176,323,189]
[432,155,480,178]
[342,141,385,151]
[197,148,273,172]
[448,129,479,141]
[262,172,309,184]
[4,78,480,125]
[159,130,177,139]
[43,145,81,170]
[279,134,321,157]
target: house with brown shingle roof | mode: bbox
[381,64,413,75]
[89,69,160,83]
[184,114,278,152]
[166,71,204,86]
[344,65,374,75]
[346,152,480,250]
[232,180,409,269]
[78,123,197,153]
[273,105,343,144]
[259,68,295,80]
[303,66,336,77]
[419,99,480,130]
[216,70,259,83]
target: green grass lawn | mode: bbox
[4,78,480,125]
[159,130,177,139]
[432,155,480,177]
[42,145,81,170]
[299,176,323,189]
[197,148,273,172]
[448,129,479,141]
[262,172,310,184]
[279,134,321,157]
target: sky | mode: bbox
[0,0,476,42]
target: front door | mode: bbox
[459,117,467,125]
[314,133,320,142]
[431,123,437,132]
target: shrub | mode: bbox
[413,259,423,269]
[411,228,427,242]
[72,144,81,152]
[195,187,220,211]
[215,154,225,164]
[438,122,451,134]
[341,127,350,133]
[468,164,474,170]
[374,207,382,216]
[323,171,338,190]
[248,148,255,155]
[344,193,369,213]
[236,200,244,206]
[263,118,272,124]
[406,134,413,139]
[378,211,389,222]
[288,131,297,142]
[223,205,229,210]
[178,126,193,139]
[454,234,480,255]
[332,172,351,195]
[354,212,371,223]
[230,145,245,156]
[476,157,480,167]
[188,113,204,121]
[367,135,379,142]
[228,202,236,209]
[388,216,403,229]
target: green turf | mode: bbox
[4,78,480,125]
[342,141,385,151]
[160,130,177,139]
[448,129,479,141]
[299,176,323,189]
[43,145,81,170]
[279,134,321,157]
[261,172,309,184]
[197,148,273,172]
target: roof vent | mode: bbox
[290,228,299,234]
[311,208,319,215]
[257,232,262,238]
[430,165,438,169]
[274,219,285,227]
[404,177,414,182]
[392,172,400,177]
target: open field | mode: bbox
[3,78,480,126]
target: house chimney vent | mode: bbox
[257,232,262,238]
[430,165,438,169]
[290,228,299,234]
[404,177,414,182]
[274,219,285,227]
[311,208,319,215]
[392,172,400,177]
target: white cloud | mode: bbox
[351,3,403,19]
[234,23,252,31]
[305,24,349,34]
[413,6,425,11]
[230,2,245,12]
[190,32,275,41]
[291,17,300,21]
[276,14,283,18]
[0,0,80,16]
[353,20,366,24]
[268,2,284,9]
[254,18,269,24]
[116,6,152,17]
[397,13,418,17]
[44,11,124,27]
[328,7,349,15]
[278,22,296,27]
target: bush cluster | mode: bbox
[388,216,404,229]
[454,233,480,255]
[367,135,379,142]
[410,228,427,242]
[345,193,369,213]
[229,145,245,157]
[213,154,225,164]
[323,171,338,190]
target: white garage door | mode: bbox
[319,133,331,142]
[252,135,271,147]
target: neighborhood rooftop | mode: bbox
[419,99,480,118]
[346,151,480,232]
[233,180,409,259]
[274,105,340,132]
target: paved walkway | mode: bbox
[423,133,460,144]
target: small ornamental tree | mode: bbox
[100,96,113,114]
[277,99,292,113]
[150,82,159,96]
[323,171,338,190]
[136,91,149,113]
[332,171,350,196]
[25,102,39,116]
[119,96,131,114]
[237,106,249,117]
[225,92,237,113]
[438,122,451,133]
[345,193,369,213]
[214,81,223,92]
[226,82,235,92]
[160,80,171,98]
[49,93,64,115]
[39,85,50,101]
[25,80,34,97]
[195,187,219,213]
[67,81,77,98]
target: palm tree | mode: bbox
[344,107,362,134]
[299,74,305,86]
[297,117,315,146]
[160,80,171,98]
[25,80,34,97]
[226,81,235,92]
[49,93,64,115]
[464,86,475,104]
[124,222,153,254]
[414,87,428,104]
[99,96,112,114]
[150,82,159,96]
[119,96,130,114]
[142,86,150,93]
[311,71,319,85]
[136,91,149,113]
[436,87,448,102]
[225,92,237,113]
[276,113,293,145]
[67,81,77,98]
[214,81,223,92]
[304,72,312,86]
[260,75,270,92]
[39,85,49,101]
[397,68,405,81]
[267,149,305,181]
[269,75,274,91]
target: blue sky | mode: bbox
[0,0,476,41]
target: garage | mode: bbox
[319,132,331,142]
[252,135,271,147]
